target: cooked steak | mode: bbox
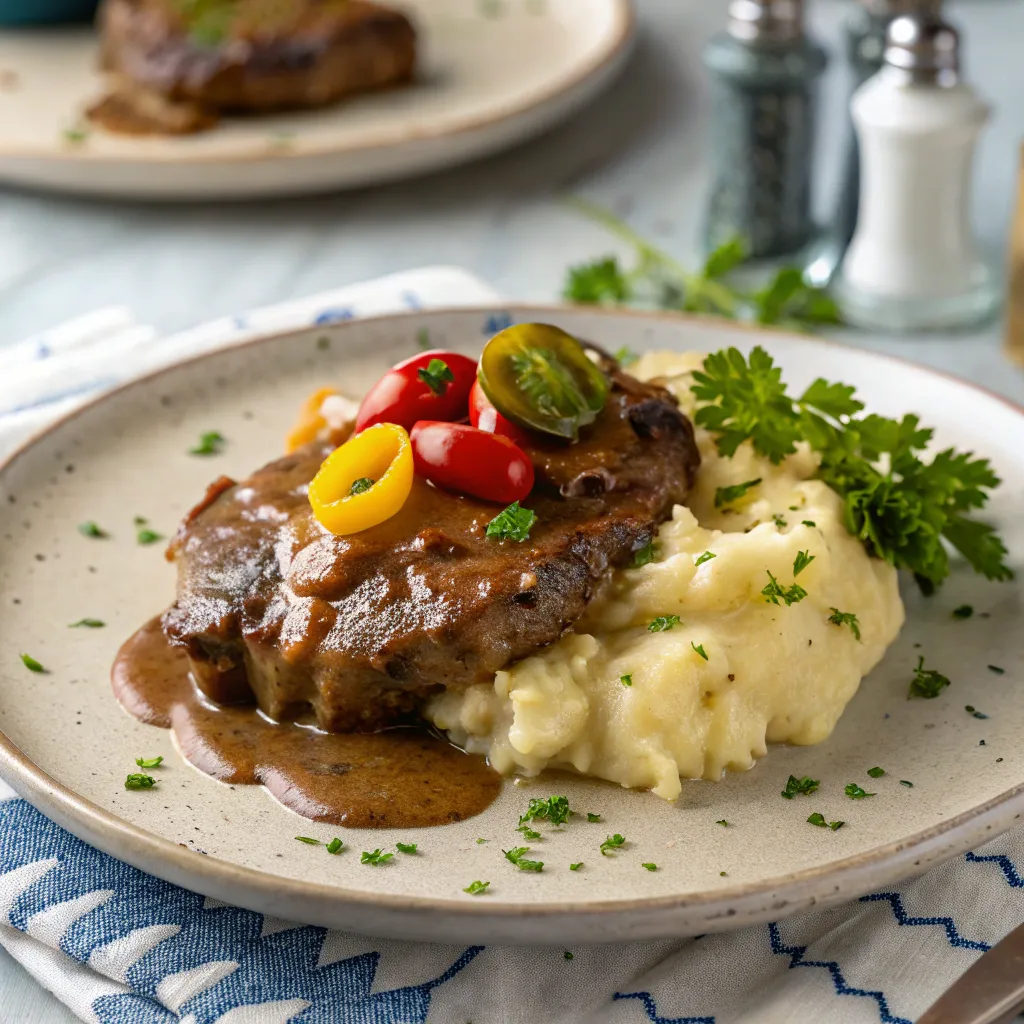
[162,365,700,732]
[91,0,416,134]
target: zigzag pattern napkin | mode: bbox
[1,267,1023,1023]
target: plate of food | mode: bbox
[0,0,634,199]
[0,306,1021,945]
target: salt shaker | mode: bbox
[702,0,828,259]
[837,12,999,331]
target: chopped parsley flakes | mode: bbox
[614,345,639,366]
[867,766,886,778]
[463,880,490,895]
[828,608,861,641]
[69,618,105,628]
[520,795,571,827]
[586,813,601,822]
[135,756,163,769]
[20,653,44,673]
[844,783,875,800]
[476,838,488,844]
[762,571,807,607]
[807,812,844,831]
[600,833,626,856]
[781,775,819,799]
[648,614,680,632]
[695,550,716,567]
[189,431,225,456]
[137,529,163,545]
[802,520,816,528]
[988,665,1006,675]
[360,849,393,865]
[503,847,543,872]
[631,541,657,568]
[909,656,950,699]
[900,780,914,788]
[350,477,374,496]
[620,674,633,687]
[485,501,536,543]
[716,819,729,827]
[518,827,542,840]
[417,359,455,396]
[714,478,762,510]
[772,514,788,528]
[570,862,583,871]
[326,838,344,855]
[124,773,155,790]
[641,862,658,871]
[78,521,108,539]
[965,705,989,720]
[564,950,574,960]
[691,641,708,661]
[952,604,974,620]
[792,550,815,576]
[295,836,321,845]
[396,842,417,854]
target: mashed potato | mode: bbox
[426,352,905,800]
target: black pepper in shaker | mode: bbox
[702,0,828,260]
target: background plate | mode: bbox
[0,306,1022,945]
[0,0,634,199]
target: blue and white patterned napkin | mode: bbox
[1,268,1023,1024]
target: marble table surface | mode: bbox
[2,0,1023,1019]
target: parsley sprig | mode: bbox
[691,346,1011,593]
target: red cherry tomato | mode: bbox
[468,379,531,446]
[410,421,535,504]
[355,350,477,433]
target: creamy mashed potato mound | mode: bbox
[427,351,906,800]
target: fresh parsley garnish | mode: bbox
[761,571,807,607]
[695,550,716,566]
[716,819,729,827]
[600,834,626,856]
[844,783,875,800]
[952,604,974,620]
[350,477,374,496]
[295,837,321,845]
[417,359,455,396]
[648,615,680,632]
[641,863,658,871]
[360,849,393,865]
[564,950,574,960]
[900,780,914,787]
[807,812,844,830]
[463,880,490,895]
[965,705,989,720]
[690,346,1011,593]
[326,838,344,855]
[620,674,633,687]
[714,478,761,510]
[189,431,225,456]
[476,838,488,844]
[485,501,536,543]
[396,842,417,854]
[570,862,583,871]
[69,618,105,628]
[614,345,639,366]
[828,608,861,641]
[520,796,571,827]
[518,827,542,840]
[867,766,886,778]
[781,775,819,799]
[586,813,601,822]
[631,541,657,568]
[802,520,817,528]
[124,774,155,790]
[137,529,163,545]
[691,641,708,661]
[909,656,950,699]
[503,847,543,872]
[793,550,815,576]
[135,756,163,769]
[20,653,44,673]
[78,521,108,539]
[563,256,631,305]
[988,665,1006,675]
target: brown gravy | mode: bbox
[112,617,501,828]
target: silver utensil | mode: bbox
[917,920,1024,1024]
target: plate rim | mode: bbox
[2,303,1022,942]
[0,0,636,165]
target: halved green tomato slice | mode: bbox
[477,323,609,441]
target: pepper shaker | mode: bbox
[803,0,942,288]
[702,0,828,260]
[837,12,999,330]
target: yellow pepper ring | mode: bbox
[308,422,413,536]
[286,386,339,454]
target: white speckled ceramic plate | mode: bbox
[0,0,633,199]
[1,306,1022,945]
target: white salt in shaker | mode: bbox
[837,12,999,331]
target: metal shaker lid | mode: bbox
[884,13,961,83]
[727,0,804,43]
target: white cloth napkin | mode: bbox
[1,267,1022,1024]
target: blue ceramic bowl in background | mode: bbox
[0,0,98,26]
